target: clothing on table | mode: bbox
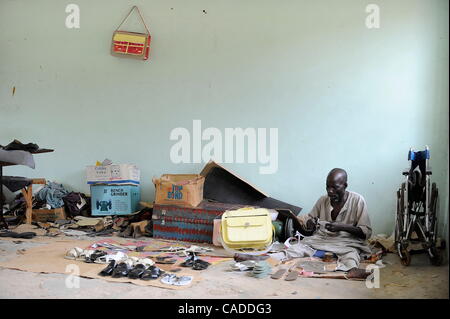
[0,140,39,153]
[1,176,32,192]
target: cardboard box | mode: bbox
[153,174,204,207]
[32,207,66,222]
[86,164,140,185]
[90,185,141,216]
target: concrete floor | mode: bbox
[0,237,448,299]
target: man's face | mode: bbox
[326,176,347,203]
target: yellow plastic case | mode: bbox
[221,207,273,250]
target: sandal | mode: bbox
[99,260,117,276]
[192,259,211,271]
[141,266,165,280]
[271,268,286,280]
[156,256,177,264]
[160,273,177,285]
[128,264,147,279]
[85,250,107,263]
[64,247,85,261]
[180,255,196,267]
[284,270,299,281]
[111,262,131,278]
[94,251,128,264]
[173,276,193,286]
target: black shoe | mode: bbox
[85,250,107,263]
[111,262,131,278]
[99,260,116,276]
[180,254,196,267]
[128,264,147,279]
[141,266,165,280]
[192,259,211,270]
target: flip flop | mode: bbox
[160,273,177,285]
[99,260,117,276]
[64,247,85,260]
[173,276,193,286]
[271,269,286,280]
[192,259,211,270]
[141,266,165,280]
[285,270,299,281]
[111,262,131,278]
[128,264,147,279]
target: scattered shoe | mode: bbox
[99,260,117,276]
[111,262,131,278]
[141,265,165,280]
[128,264,147,279]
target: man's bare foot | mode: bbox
[346,268,369,279]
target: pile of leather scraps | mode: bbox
[33,216,114,237]
[3,186,91,220]
[115,207,153,239]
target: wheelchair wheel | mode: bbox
[397,241,411,266]
[428,246,442,266]
[399,246,411,266]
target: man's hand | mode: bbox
[325,222,366,239]
[306,218,317,231]
[325,222,346,232]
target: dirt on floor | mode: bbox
[0,235,448,299]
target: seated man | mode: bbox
[298,168,372,278]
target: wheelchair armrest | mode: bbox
[426,170,432,175]
[402,170,409,176]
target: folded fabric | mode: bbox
[0,149,35,169]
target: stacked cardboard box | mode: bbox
[86,163,141,216]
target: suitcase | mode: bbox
[152,201,251,244]
[221,207,274,250]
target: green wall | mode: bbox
[1,0,448,239]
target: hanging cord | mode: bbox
[116,5,150,35]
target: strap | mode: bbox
[116,6,150,35]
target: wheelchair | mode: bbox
[395,146,442,266]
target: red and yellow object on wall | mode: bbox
[111,6,151,61]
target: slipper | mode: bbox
[180,255,196,267]
[285,270,299,281]
[111,262,131,278]
[160,273,177,285]
[64,247,85,260]
[99,260,117,276]
[94,251,128,264]
[141,266,165,280]
[85,250,107,263]
[128,264,147,279]
[156,256,177,264]
[271,269,287,280]
[173,276,193,286]
[192,259,211,270]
